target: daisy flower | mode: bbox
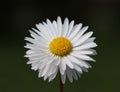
[24,16,97,84]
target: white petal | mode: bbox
[63,57,74,69]
[59,58,66,75]
[81,67,88,72]
[53,21,57,30]
[73,54,95,62]
[42,57,58,77]
[47,64,57,77]
[66,20,74,37]
[46,19,57,37]
[52,21,58,36]
[24,41,48,51]
[67,55,90,68]
[83,37,96,44]
[26,50,34,54]
[89,49,97,55]
[67,55,82,66]
[71,50,96,55]
[66,67,73,83]
[30,30,49,45]
[71,51,95,62]
[73,31,93,47]
[25,37,48,48]
[72,63,82,73]
[41,64,50,76]
[35,24,52,40]
[39,56,54,69]
[57,58,61,66]
[68,23,82,40]
[28,52,49,61]
[29,30,40,39]
[38,69,43,78]
[31,56,50,71]
[25,52,43,58]
[80,37,96,46]
[25,37,35,43]
[25,50,47,58]
[42,22,55,39]
[48,67,58,82]
[31,62,40,71]
[61,72,66,84]
[75,71,81,78]
[71,70,78,80]
[46,56,56,65]
[73,42,97,51]
[57,16,62,36]
[26,54,48,64]
[29,31,48,45]
[71,26,88,43]
[53,56,60,66]
[43,60,58,79]
[31,28,41,36]
[62,18,69,37]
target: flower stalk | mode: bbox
[59,72,63,92]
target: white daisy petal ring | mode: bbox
[24,16,97,84]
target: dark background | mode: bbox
[0,0,120,92]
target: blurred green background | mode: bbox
[0,0,120,92]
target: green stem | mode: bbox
[59,72,63,92]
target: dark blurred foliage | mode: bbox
[0,0,120,92]
[1,0,120,37]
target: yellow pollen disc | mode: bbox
[49,37,72,56]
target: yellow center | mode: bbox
[49,37,72,56]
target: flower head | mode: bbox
[24,16,97,84]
